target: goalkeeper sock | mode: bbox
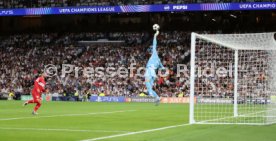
[27,100,35,104]
[34,102,41,112]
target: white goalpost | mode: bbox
[189,32,276,125]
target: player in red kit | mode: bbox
[23,72,48,115]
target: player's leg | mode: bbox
[145,76,160,106]
[145,67,160,105]
[145,67,156,88]
[149,77,160,106]
[152,90,160,106]
[148,69,160,103]
[23,93,36,106]
[23,101,30,106]
[26,99,35,104]
[145,79,155,97]
[149,76,155,86]
[33,97,42,115]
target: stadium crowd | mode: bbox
[0,31,270,101]
[1,0,274,8]
[0,31,191,100]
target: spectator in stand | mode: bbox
[0,31,191,99]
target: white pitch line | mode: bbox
[0,110,136,121]
[0,127,130,133]
[80,108,276,141]
[80,123,190,141]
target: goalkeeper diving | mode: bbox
[145,24,165,106]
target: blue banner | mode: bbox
[0,2,276,16]
[90,96,125,102]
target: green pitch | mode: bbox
[0,101,276,141]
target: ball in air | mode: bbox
[153,24,160,31]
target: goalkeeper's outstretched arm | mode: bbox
[152,31,159,50]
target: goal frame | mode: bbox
[189,32,276,125]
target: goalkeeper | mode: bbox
[145,28,164,106]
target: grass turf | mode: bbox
[0,101,276,141]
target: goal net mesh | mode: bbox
[190,32,276,125]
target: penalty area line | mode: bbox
[80,123,191,141]
[0,110,136,121]
[0,127,130,133]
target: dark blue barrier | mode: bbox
[52,96,78,101]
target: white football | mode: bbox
[153,24,160,31]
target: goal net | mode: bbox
[189,32,276,125]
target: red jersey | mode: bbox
[32,76,46,96]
